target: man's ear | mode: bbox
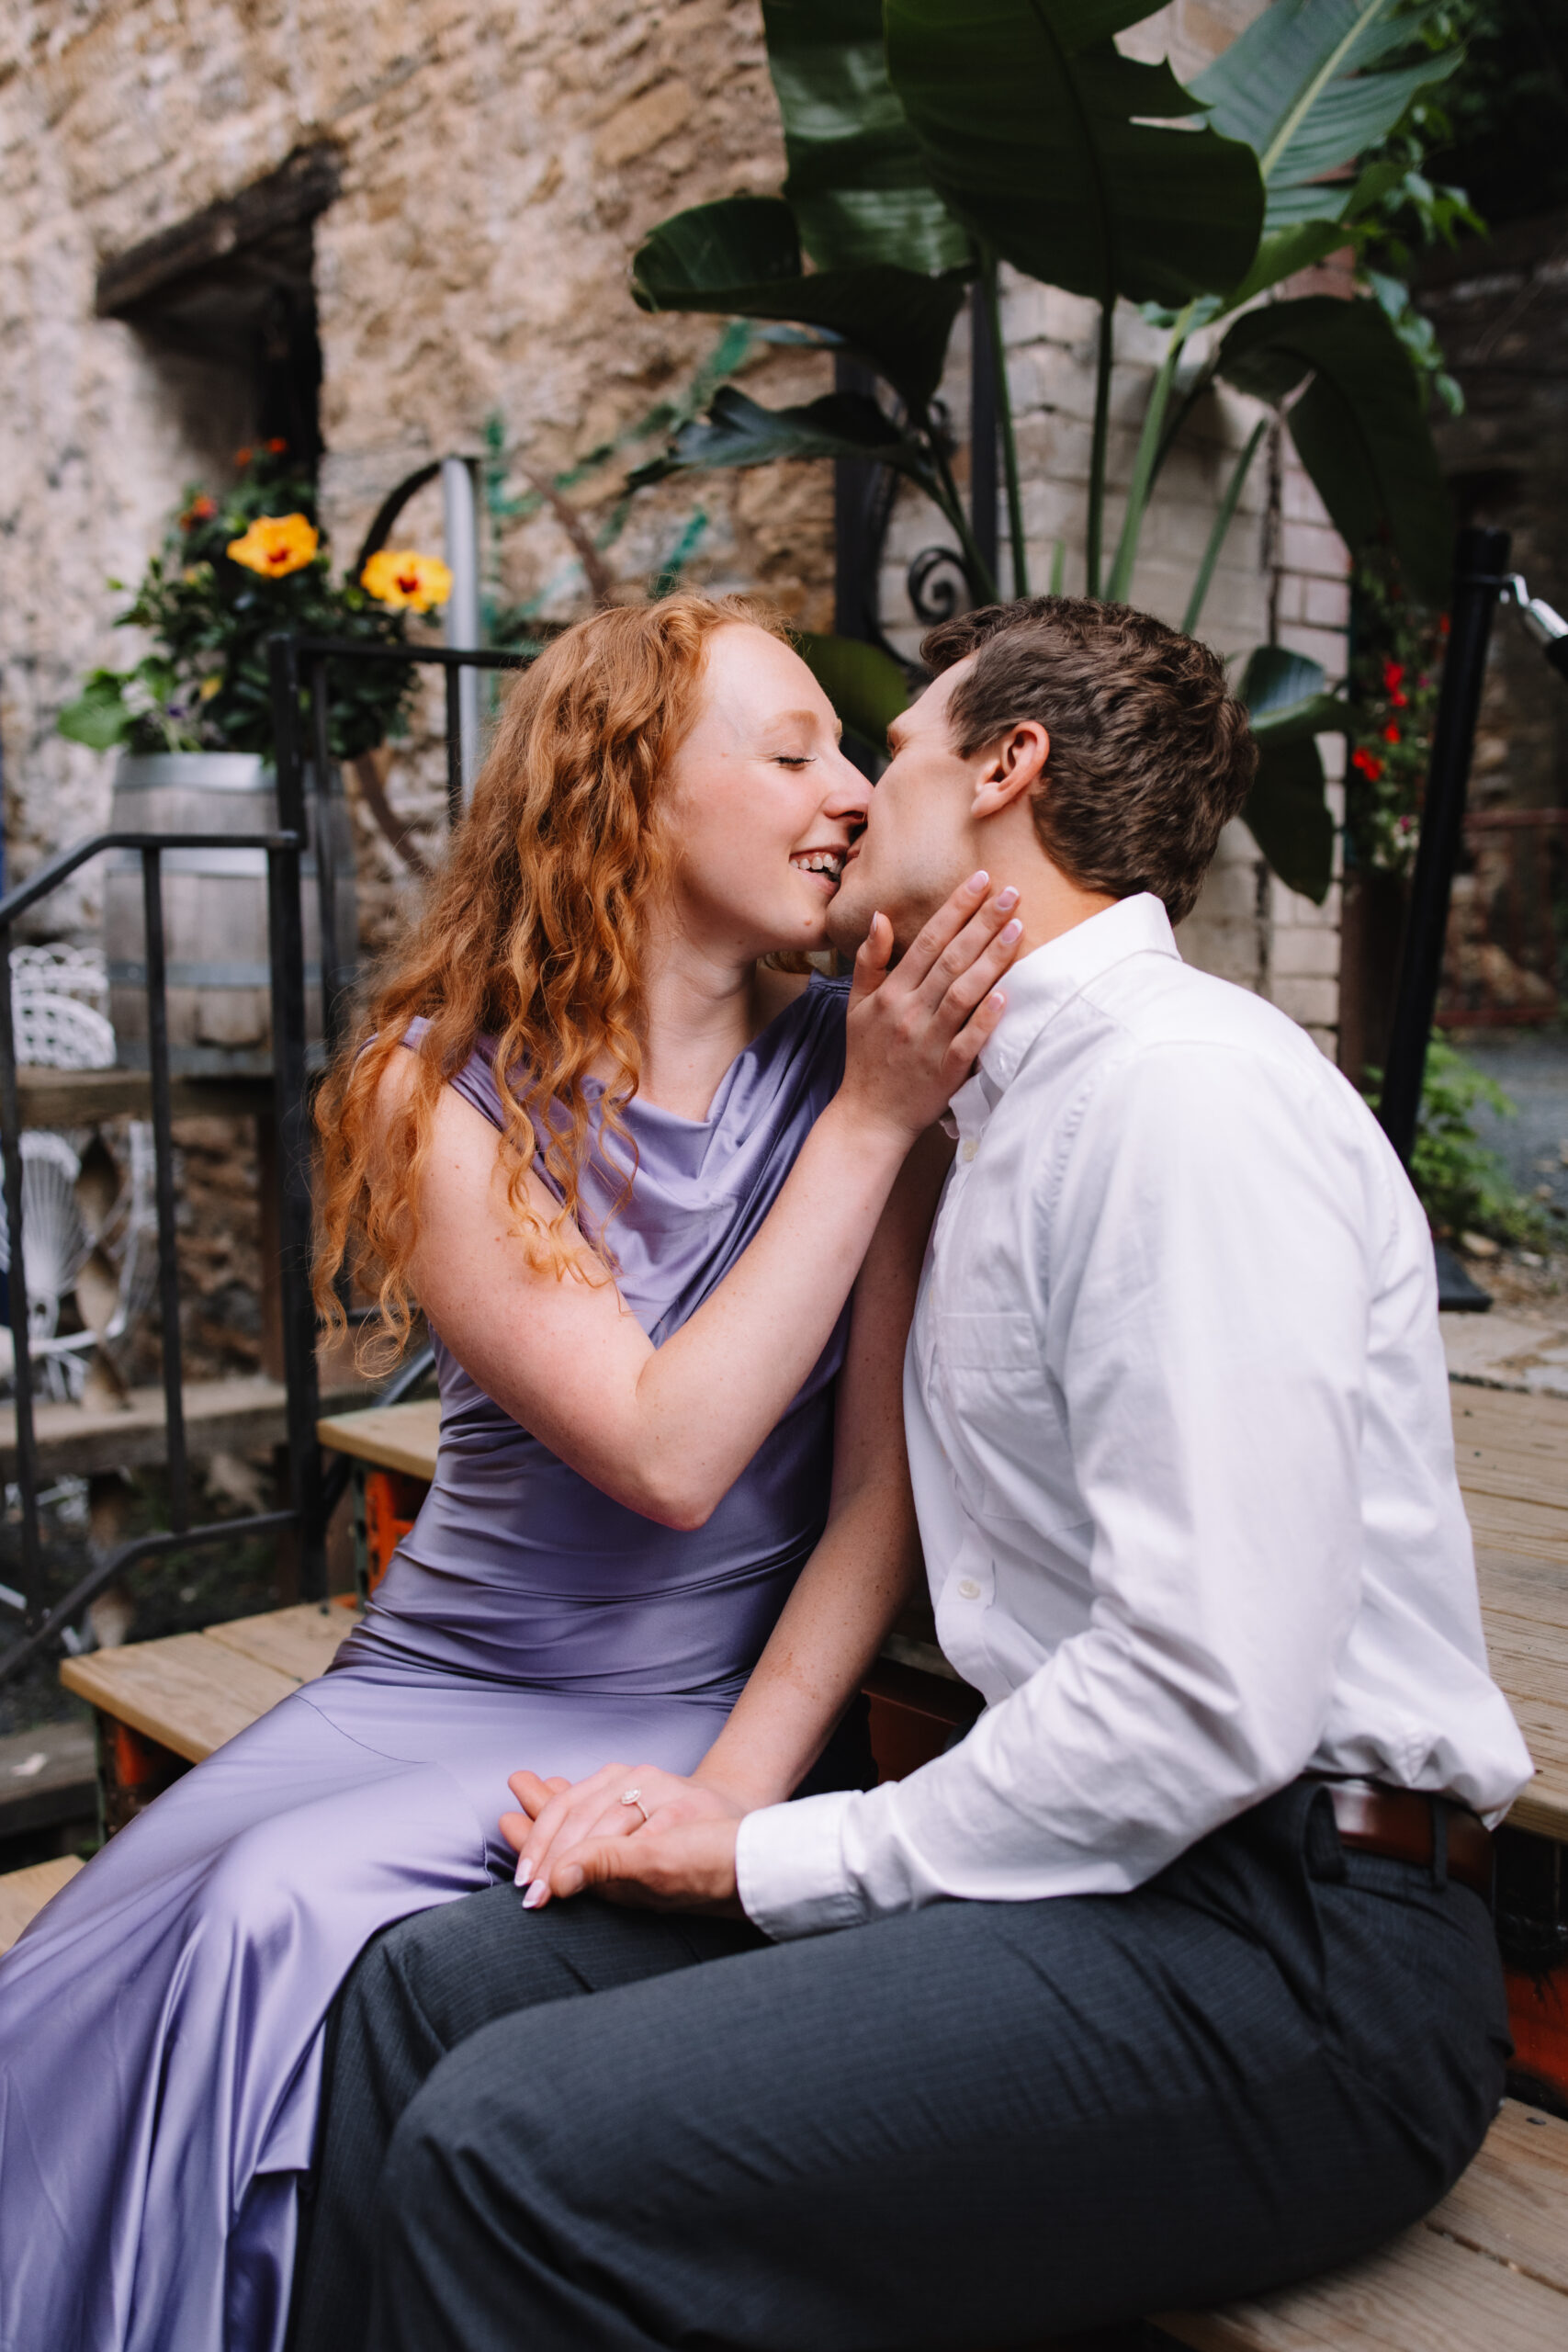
[971,721,1049,820]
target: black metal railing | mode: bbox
[0,826,304,1682]
[0,631,530,1689]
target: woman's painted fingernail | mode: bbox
[522,1879,549,1910]
[966,869,988,894]
[513,1855,533,1887]
[1000,918,1022,943]
[994,887,1020,912]
[989,989,1007,1012]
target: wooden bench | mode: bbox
[2,1376,1558,2346]
[0,1854,83,1952]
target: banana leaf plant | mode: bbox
[625,0,1464,904]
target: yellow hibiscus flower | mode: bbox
[226,513,320,579]
[361,548,454,614]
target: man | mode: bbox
[293,599,1530,2352]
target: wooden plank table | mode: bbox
[0,1855,83,1953]
[60,1600,359,1766]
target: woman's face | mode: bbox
[660,626,872,962]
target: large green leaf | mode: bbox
[1192,0,1461,298]
[884,0,1264,310]
[631,196,966,410]
[793,629,910,756]
[626,386,942,496]
[1214,296,1451,606]
[1238,645,1343,904]
[760,1,967,273]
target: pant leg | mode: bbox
[290,1887,763,2352]
[362,1785,1509,2352]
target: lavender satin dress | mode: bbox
[0,977,852,2352]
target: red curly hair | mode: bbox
[313,593,791,1355]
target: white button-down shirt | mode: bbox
[736,894,1533,1939]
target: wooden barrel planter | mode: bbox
[103,754,357,1075]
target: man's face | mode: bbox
[828,657,985,955]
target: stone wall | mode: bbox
[2,0,1345,1043]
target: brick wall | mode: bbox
[2,0,1346,1040]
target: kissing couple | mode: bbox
[0,593,1529,2352]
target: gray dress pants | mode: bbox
[289,1782,1509,2352]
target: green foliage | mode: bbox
[1373,1038,1555,1245]
[631,201,967,411]
[759,0,969,273]
[1191,0,1465,301]
[1345,547,1448,875]
[1237,647,1348,903]
[1425,0,1568,230]
[1213,294,1453,607]
[884,0,1264,309]
[56,447,420,763]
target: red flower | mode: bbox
[234,446,253,467]
[1382,660,1404,692]
[180,494,217,529]
[1382,723,1402,743]
[1351,748,1384,781]
[266,437,288,454]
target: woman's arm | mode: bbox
[502,1127,952,1897]
[390,877,1014,1530]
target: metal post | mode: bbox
[267,634,326,1599]
[141,847,189,1531]
[1379,526,1512,1166]
[969,283,999,600]
[442,457,481,802]
[309,655,352,1051]
[0,933,42,1624]
[444,665,466,831]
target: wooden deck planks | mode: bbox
[0,1855,83,1953]
[204,1600,359,1684]
[60,1603,359,1766]
[1159,2103,1568,2352]
[317,1399,441,1481]
[61,1634,300,1763]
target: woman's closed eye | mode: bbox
[773,753,815,769]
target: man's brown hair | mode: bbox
[920,597,1257,927]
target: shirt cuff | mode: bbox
[734,1790,867,1940]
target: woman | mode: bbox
[0,594,1019,2352]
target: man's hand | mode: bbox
[545,1815,744,1917]
[502,1763,745,1909]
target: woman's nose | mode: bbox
[823,747,873,820]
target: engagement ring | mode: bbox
[619,1787,650,1827]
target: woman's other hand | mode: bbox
[502,1762,745,1910]
[840,870,1021,1148]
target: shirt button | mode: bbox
[960,1138,978,1162]
[957,1577,982,1600]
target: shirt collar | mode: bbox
[944,893,1179,1146]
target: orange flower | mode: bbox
[361,548,454,614]
[227,513,320,578]
[181,494,217,529]
[266,436,288,454]
[234,447,254,467]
